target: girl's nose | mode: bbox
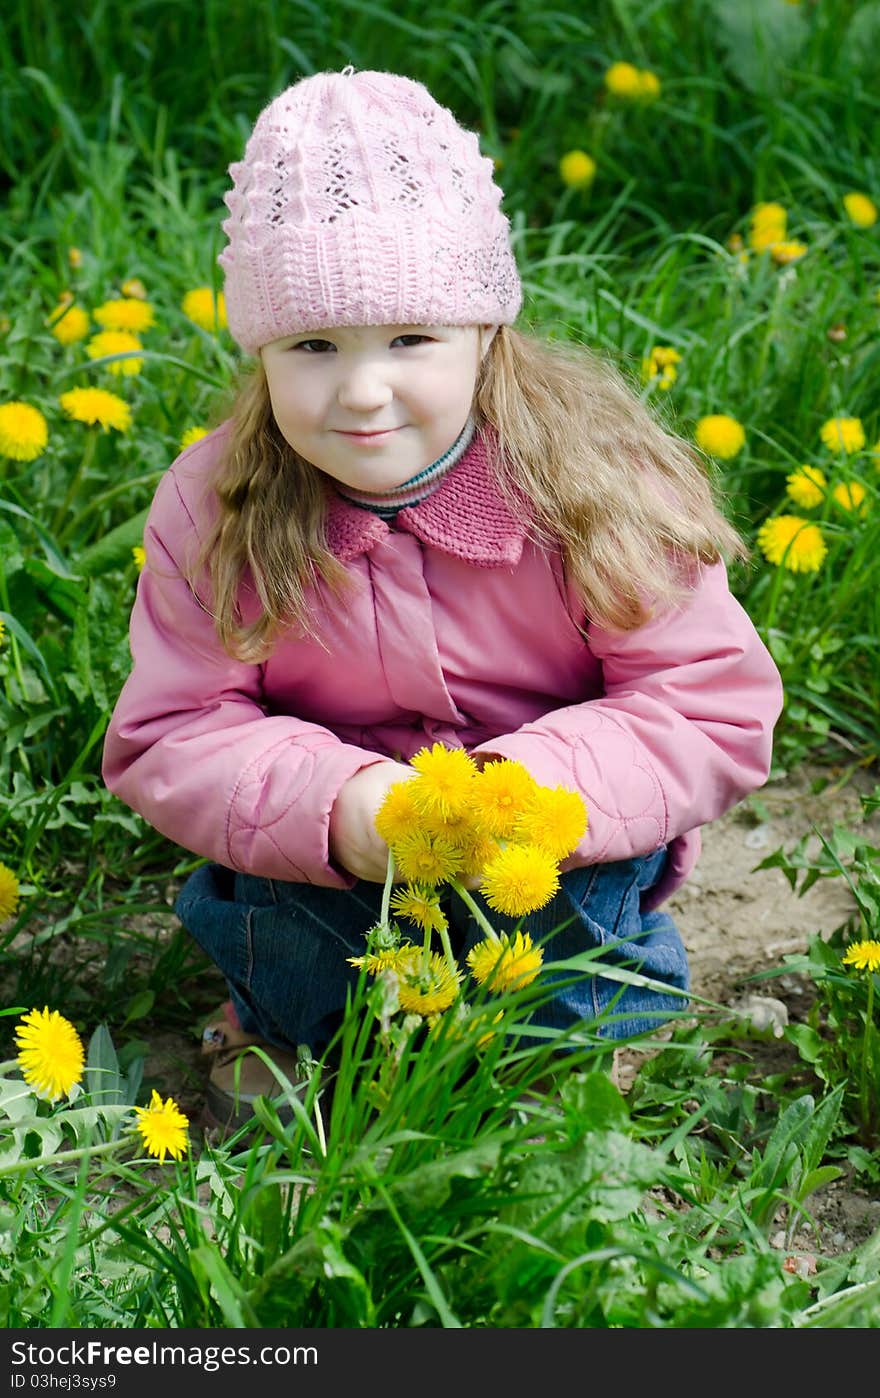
[336,360,394,412]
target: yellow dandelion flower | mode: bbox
[842,940,880,974]
[180,426,209,451]
[182,287,227,332]
[409,743,478,820]
[480,843,560,917]
[375,778,422,847]
[14,1007,84,1102]
[641,345,682,390]
[457,831,502,879]
[132,545,146,571]
[121,278,148,300]
[748,202,787,251]
[471,759,539,839]
[694,414,746,459]
[832,480,868,515]
[559,150,596,190]
[820,417,865,454]
[0,401,49,461]
[843,192,877,229]
[0,316,10,336]
[651,369,679,391]
[68,247,83,268]
[133,1089,189,1163]
[49,303,90,345]
[514,785,588,860]
[420,802,483,848]
[348,946,413,975]
[0,861,20,919]
[604,62,642,98]
[86,330,143,376]
[785,465,826,509]
[651,346,682,369]
[749,226,783,254]
[392,829,463,886]
[389,884,448,934]
[750,201,787,229]
[771,239,808,265]
[640,355,662,384]
[467,930,544,992]
[0,617,5,647]
[59,386,132,432]
[637,69,661,100]
[93,297,155,334]
[396,949,461,1016]
[756,515,827,573]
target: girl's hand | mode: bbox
[328,762,416,883]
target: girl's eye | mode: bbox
[293,339,335,353]
[392,334,433,348]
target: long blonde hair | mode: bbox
[188,326,745,662]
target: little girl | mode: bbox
[102,68,783,1124]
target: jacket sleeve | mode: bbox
[471,560,783,866]
[101,466,390,884]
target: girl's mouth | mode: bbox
[333,427,401,444]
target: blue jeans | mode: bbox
[174,848,689,1058]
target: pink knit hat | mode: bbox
[218,68,522,354]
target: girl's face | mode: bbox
[260,324,492,492]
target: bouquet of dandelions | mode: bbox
[349,744,588,1037]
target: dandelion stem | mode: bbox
[379,849,395,927]
[436,919,458,978]
[52,429,98,540]
[859,973,874,1139]
[313,1093,327,1155]
[450,879,500,942]
[0,1133,127,1179]
[763,555,789,633]
[421,922,432,976]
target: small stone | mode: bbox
[744,823,772,850]
[783,1254,817,1278]
[731,994,789,1037]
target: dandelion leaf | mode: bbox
[558,1068,629,1131]
[710,0,808,96]
[390,1137,503,1211]
[839,2,880,77]
[85,1023,125,1108]
[76,507,150,576]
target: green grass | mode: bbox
[1,950,878,1330]
[0,0,879,1330]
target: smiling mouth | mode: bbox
[333,427,401,442]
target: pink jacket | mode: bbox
[102,422,783,910]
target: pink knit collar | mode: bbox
[323,428,530,568]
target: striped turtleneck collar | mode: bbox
[324,424,532,569]
[332,415,476,518]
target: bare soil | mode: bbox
[668,761,877,1011]
[622,759,880,1261]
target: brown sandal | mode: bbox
[199,1004,328,1138]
